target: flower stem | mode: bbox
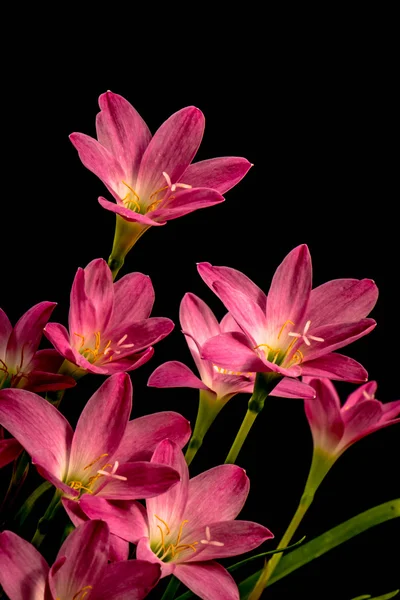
[161,575,181,600]
[108,215,149,281]
[185,390,225,466]
[31,489,62,548]
[13,480,53,529]
[248,449,334,599]
[225,373,280,464]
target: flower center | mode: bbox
[66,455,127,500]
[120,171,192,215]
[73,332,134,364]
[152,515,198,562]
[0,358,29,389]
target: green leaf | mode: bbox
[238,498,399,599]
[228,536,306,573]
[351,592,399,600]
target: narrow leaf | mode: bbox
[351,592,399,600]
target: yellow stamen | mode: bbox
[72,586,93,600]
[172,542,198,557]
[277,320,295,340]
[74,333,85,349]
[155,514,171,535]
[272,350,281,364]
[176,520,189,545]
[83,453,109,470]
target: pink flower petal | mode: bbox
[182,157,252,194]
[115,411,191,463]
[0,388,72,480]
[96,91,152,183]
[36,464,79,497]
[43,322,81,365]
[220,313,243,334]
[84,259,114,332]
[151,188,224,222]
[112,272,155,325]
[271,378,316,399]
[302,378,344,450]
[302,319,376,362]
[108,535,129,562]
[344,381,378,410]
[301,353,368,383]
[136,106,205,199]
[98,197,165,226]
[197,263,267,312]
[0,531,49,600]
[148,361,211,391]
[307,278,378,328]
[81,496,148,543]
[68,373,132,476]
[185,465,249,529]
[339,400,384,449]
[68,268,97,337]
[0,437,22,468]
[0,308,12,357]
[61,497,87,526]
[266,245,312,340]
[147,440,189,535]
[6,301,56,369]
[90,559,161,600]
[110,317,174,355]
[28,348,64,373]
[174,561,239,600]
[136,537,175,578]
[27,371,76,393]
[381,400,400,421]
[98,347,154,375]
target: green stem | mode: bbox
[108,215,149,280]
[248,449,334,598]
[185,390,225,466]
[161,575,181,600]
[31,489,62,548]
[13,480,52,529]
[225,373,279,464]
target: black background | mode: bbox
[0,22,399,600]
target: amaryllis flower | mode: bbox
[149,293,315,402]
[44,258,174,378]
[0,374,188,519]
[92,440,273,600]
[0,303,75,392]
[198,245,378,386]
[303,378,400,460]
[70,91,251,274]
[0,520,161,600]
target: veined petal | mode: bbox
[266,245,312,339]
[0,308,12,357]
[115,411,191,463]
[151,188,224,222]
[380,400,400,421]
[212,373,253,400]
[148,361,211,391]
[180,293,220,345]
[0,531,49,600]
[90,559,161,600]
[98,197,165,226]
[43,323,81,365]
[68,373,132,476]
[36,464,79,497]
[185,465,249,529]
[174,562,239,600]
[220,313,243,334]
[147,440,189,536]
[339,400,384,449]
[307,278,378,327]
[271,378,316,399]
[61,497,87,527]
[69,132,124,196]
[136,537,175,578]
[96,91,152,182]
[110,317,174,355]
[68,268,97,337]
[80,496,149,543]
[302,378,344,449]
[344,381,378,410]
[95,461,180,500]
[182,520,273,562]
[197,263,267,312]
[112,272,155,325]
[97,347,154,375]
[109,536,129,562]
[302,319,376,362]
[50,520,109,600]
[6,301,56,368]
[0,437,22,468]
[301,353,368,383]
[136,106,205,199]
[0,388,72,479]
[182,157,252,194]
[26,370,76,393]
[83,259,114,332]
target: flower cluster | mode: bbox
[0,92,398,600]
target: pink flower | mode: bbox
[44,258,174,377]
[0,302,75,392]
[70,91,251,230]
[303,378,400,459]
[198,245,378,385]
[93,440,273,600]
[148,293,315,402]
[0,374,190,518]
[0,520,161,600]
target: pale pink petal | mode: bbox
[112,272,155,325]
[115,411,191,463]
[98,347,155,374]
[84,258,114,332]
[266,245,312,339]
[81,496,148,542]
[98,196,165,226]
[307,278,378,328]
[0,437,22,468]
[197,263,267,312]
[0,388,72,479]
[302,319,376,362]
[95,461,180,500]
[136,537,175,578]
[110,318,174,355]
[0,531,49,600]
[147,440,189,535]
[182,157,252,194]
[6,302,56,368]
[109,536,129,562]
[43,322,81,365]
[136,106,205,199]
[174,561,239,600]
[68,268,97,337]
[50,520,109,600]
[96,91,152,182]
[271,378,316,399]
[185,465,249,529]
[344,381,378,410]
[302,378,344,449]
[68,373,132,476]
[151,188,224,222]
[91,559,161,600]
[212,373,253,400]
[180,293,220,346]
[301,353,368,383]
[69,132,124,197]
[182,520,273,562]
[148,361,210,391]
[220,313,243,334]
[0,308,12,357]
